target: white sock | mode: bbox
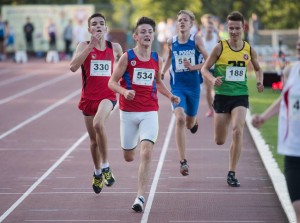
[94,168,102,176]
[101,162,109,169]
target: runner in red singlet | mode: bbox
[70,13,123,194]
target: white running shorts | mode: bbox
[120,111,159,150]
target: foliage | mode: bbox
[1,0,299,30]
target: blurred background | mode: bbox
[1,0,299,56]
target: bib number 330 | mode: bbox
[90,60,112,76]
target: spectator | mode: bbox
[23,17,34,53]
[44,18,57,50]
[0,15,5,61]
[4,20,15,59]
[249,13,261,45]
[63,19,73,59]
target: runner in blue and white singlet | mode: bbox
[169,33,203,115]
[161,10,208,176]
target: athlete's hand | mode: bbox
[256,82,264,93]
[171,95,180,105]
[212,76,223,86]
[251,114,264,129]
[89,35,98,48]
[123,90,135,100]
[183,59,193,71]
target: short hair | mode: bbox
[134,17,156,33]
[177,10,195,22]
[227,11,244,25]
[88,13,106,27]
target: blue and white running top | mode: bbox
[169,34,203,93]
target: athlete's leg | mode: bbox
[228,106,247,172]
[174,107,187,161]
[186,115,196,129]
[185,91,200,131]
[84,116,99,169]
[136,111,158,197]
[214,113,231,145]
[120,111,139,162]
[137,140,154,197]
[93,99,114,165]
[204,78,214,117]
[293,200,300,223]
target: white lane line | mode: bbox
[24,220,119,222]
[141,115,175,223]
[0,72,73,105]
[0,71,42,87]
[245,110,296,223]
[0,132,88,222]
[170,221,266,223]
[0,89,80,140]
[0,191,274,195]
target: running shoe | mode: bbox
[180,159,189,176]
[190,120,198,134]
[102,167,115,187]
[132,196,145,212]
[92,173,103,194]
[227,171,240,187]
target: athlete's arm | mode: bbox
[108,53,135,100]
[184,35,208,71]
[281,63,292,85]
[251,97,281,128]
[70,35,99,72]
[112,42,123,62]
[160,38,172,80]
[157,56,180,105]
[250,47,264,93]
[201,43,223,86]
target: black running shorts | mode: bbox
[284,155,300,202]
[213,94,249,114]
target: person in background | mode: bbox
[108,17,180,212]
[161,10,208,176]
[252,36,300,223]
[45,18,57,50]
[201,11,264,187]
[23,17,34,54]
[201,17,220,117]
[4,20,15,59]
[63,19,73,59]
[0,15,6,61]
[70,13,123,195]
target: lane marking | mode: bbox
[0,72,74,105]
[0,132,88,222]
[0,71,41,87]
[0,89,80,140]
[141,115,175,223]
[0,104,119,221]
[0,191,274,195]
[24,220,119,222]
[170,221,266,223]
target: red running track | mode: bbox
[0,60,289,223]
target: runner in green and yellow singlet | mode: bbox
[201,11,264,187]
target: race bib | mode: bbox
[175,55,195,72]
[90,60,112,76]
[225,66,246,81]
[289,94,300,120]
[132,68,155,86]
